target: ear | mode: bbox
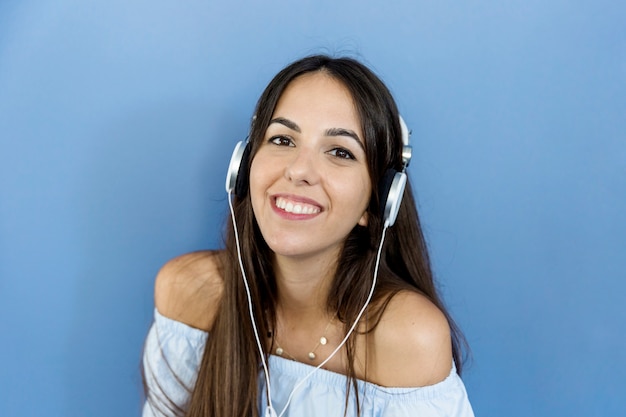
[358,211,368,227]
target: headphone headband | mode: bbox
[398,115,412,170]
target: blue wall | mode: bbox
[1,1,624,416]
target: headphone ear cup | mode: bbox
[379,169,407,227]
[225,141,252,198]
[379,169,396,214]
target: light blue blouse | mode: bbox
[143,309,474,417]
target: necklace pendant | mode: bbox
[308,352,316,360]
[276,347,284,356]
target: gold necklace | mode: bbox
[271,316,335,361]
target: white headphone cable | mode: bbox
[229,189,390,417]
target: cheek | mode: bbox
[359,180,373,210]
[336,173,371,212]
[248,153,277,215]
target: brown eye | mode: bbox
[269,136,294,147]
[328,147,355,160]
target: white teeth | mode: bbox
[276,197,320,215]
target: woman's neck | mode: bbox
[270,251,347,369]
[273,252,337,318]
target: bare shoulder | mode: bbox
[154,250,225,331]
[366,290,452,387]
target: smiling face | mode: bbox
[249,71,372,263]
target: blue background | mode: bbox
[1,1,624,416]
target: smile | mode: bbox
[275,196,321,215]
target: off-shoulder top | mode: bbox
[142,309,474,417]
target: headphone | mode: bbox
[225,116,412,227]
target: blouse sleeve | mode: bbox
[262,355,474,417]
[373,363,475,417]
[142,309,208,417]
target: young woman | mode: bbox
[142,55,474,417]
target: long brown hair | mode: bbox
[160,55,466,417]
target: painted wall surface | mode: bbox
[1,1,624,416]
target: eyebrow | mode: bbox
[270,117,300,132]
[269,117,365,151]
[324,127,364,151]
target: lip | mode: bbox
[270,193,323,220]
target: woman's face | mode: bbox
[250,72,371,263]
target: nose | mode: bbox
[284,147,320,185]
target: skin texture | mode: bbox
[250,72,371,265]
[155,72,453,388]
[154,251,224,332]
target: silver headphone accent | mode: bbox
[382,115,412,227]
[225,141,246,194]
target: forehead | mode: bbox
[271,72,361,129]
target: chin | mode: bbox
[266,239,341,262]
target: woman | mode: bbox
[142,55,474,417]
